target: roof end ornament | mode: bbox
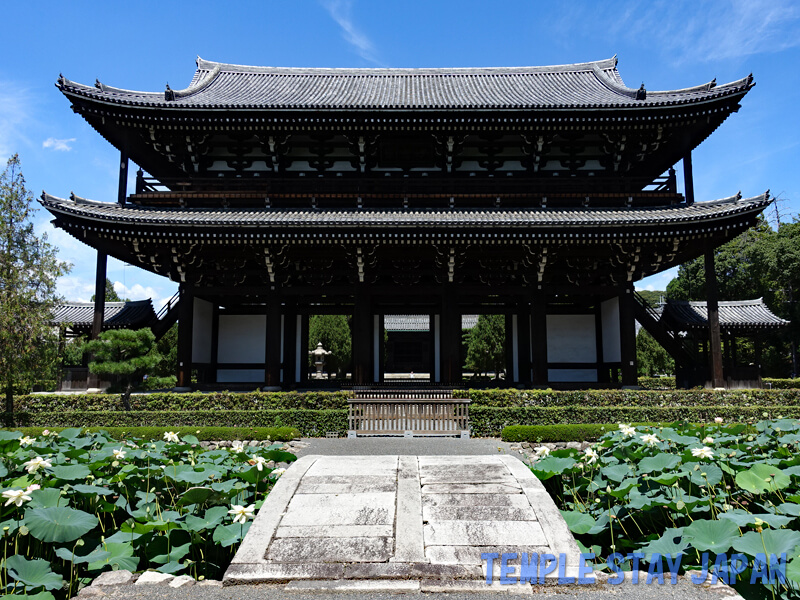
[635,83,646,101]
[165,83,175,102]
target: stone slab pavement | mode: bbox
[224,454,582,589]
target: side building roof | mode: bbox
[57,56,752,111]
[661,298,789,332]
[53,300,157,334]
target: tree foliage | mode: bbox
[464,314,505,378]
[666,216,800,376]
[636,328,674,376]
[84,328,161,409]
[91,277,126,302]
[0,155,70,417]
[308,315,351,377]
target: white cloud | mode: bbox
[0,82,31,160]
[56,275,95,303]
[320,0,381,65]
[113,281,176,313]
[609,0,800,65]
[636,267,678,292]
[43,137,76,152]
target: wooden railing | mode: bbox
[348,393,470,437]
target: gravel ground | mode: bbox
[291,437,525,459]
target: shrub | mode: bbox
[502,423,616,442]
[7,426,300,442]
[6,409,349,438]
[763,378,800,389]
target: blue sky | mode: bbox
[3,0,799,308]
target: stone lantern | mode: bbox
[309,342,332,379]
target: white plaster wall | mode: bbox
[546,315,596,363]
[191,298,213,364]
[601,297,622,363]
[548,369,598,382]
[217,315,266,364]
[217,369,265,383]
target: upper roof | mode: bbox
[52,300,157,331]
[40,191,771,230]
[661,298,789,331]
[57,56,753,111]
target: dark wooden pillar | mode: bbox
[117,150,128,206]
[594,303,608,383]
[705,248,725,388]
[619,287,637,386]
[531,291,548,385]
[429,313,439,382]
[683,152,694,206]
[91,251,107,340]
[176,284,194,389]
[441,286,461,385]
[517,305,532,385]
[209,305,219,384]
[265,289,282,389]
[282,301,297,387]
[352,288,372,385]
[504,313,514,382]
[375,313,385,383]
[299,312,310,384]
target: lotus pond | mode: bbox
[531,418,800,599]
[0,428,296,599]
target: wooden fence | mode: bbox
[348,391,469,437]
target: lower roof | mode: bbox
[53,300,156,331]
[41,192,770,230]
[661,298,789,331]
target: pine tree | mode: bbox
[0,155,70,421]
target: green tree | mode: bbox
[91,277,126,302]
[152,323,178,379]
[636,328,674,376]
[464,314,505,378]
[308,315,351,377]
[0,155,70,419]
[84,328,161,409]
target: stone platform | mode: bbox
[224,454,582,590]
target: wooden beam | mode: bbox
[531,291,548,385]
[619,287,637,386]
[91,251,107,341]
[352,287,372,385]
[683,152,694,207]
[118,150,128,206]
[705,248,725,387]
[177,284,194,389]
[265,289,282,388]
[282,300,297,387]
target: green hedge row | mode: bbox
[459,388,800,408]
[6,410,349,438]
[15,391,351,413]
[763,378,800,390]
[468,405,800,437]
[6,426,300,442]
[637,377,676,390]
[502,424,617,443]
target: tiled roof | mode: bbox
[53,300,157,330]
[384,315,478,332]
[662,299,789,331]
[57,56,753,111]
[40,192,770,230]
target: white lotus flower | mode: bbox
[25,484,41,493]
[163,431,180,443]
[19,436,35,447]
[692,446,714,460]
[271,468,287,478]
[231,443,245,453]
[640,433,659,447]
[714,417,724,424]
[619,424,636,437]
[533,446,551,460]
[41,430,50,436]
[2,489,32,507]
[702,436,714,444]
[251,456,268,471]
[112,448,127,460]
[583,447,599,464]
[22,456,52,474]
[228,504,255,524]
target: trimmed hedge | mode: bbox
[458,388,800,408]
[469,405,800,437]
[764,378,800,390]
[637,377,676,390]
[502,423,617,443]
[15,390,351,413]
[6,426,300,442]
[6,410,348,438]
